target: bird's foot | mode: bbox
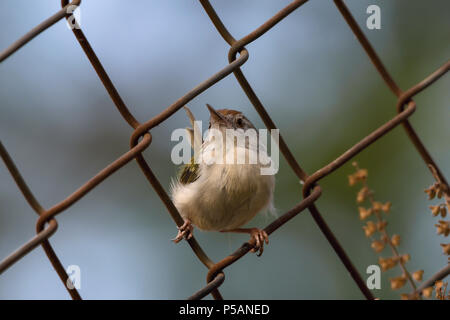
[172,219,194,243]
[220,227,269,256]
[249,228,269,257]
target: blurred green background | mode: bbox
[0,0,449,299]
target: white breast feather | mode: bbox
[171,131,275,231]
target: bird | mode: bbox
[170,104,275,255]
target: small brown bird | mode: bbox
[170,104,275,255]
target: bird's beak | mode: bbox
[206,104,229,125]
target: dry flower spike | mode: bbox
[440,243,450,255]
[358,207,372,220]
[390,275,407,290]
[436,221,450,237]
[349,163,419,297]
[379,257,397,271]
[363,221,377,237]
[412,270,424,281]
[391,234,401,247]
[371,240,385,253]
[422,286,433,298]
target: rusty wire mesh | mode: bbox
[0,0,449,300]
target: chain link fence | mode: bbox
[0,0,448,300]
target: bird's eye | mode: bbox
[236,118,243,127]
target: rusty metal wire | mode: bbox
[0,0,448,300]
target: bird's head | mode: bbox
[206,104,255,131]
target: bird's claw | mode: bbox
[249,228,269,257]
[172,220,194,243]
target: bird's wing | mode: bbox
[179,160,199,185]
